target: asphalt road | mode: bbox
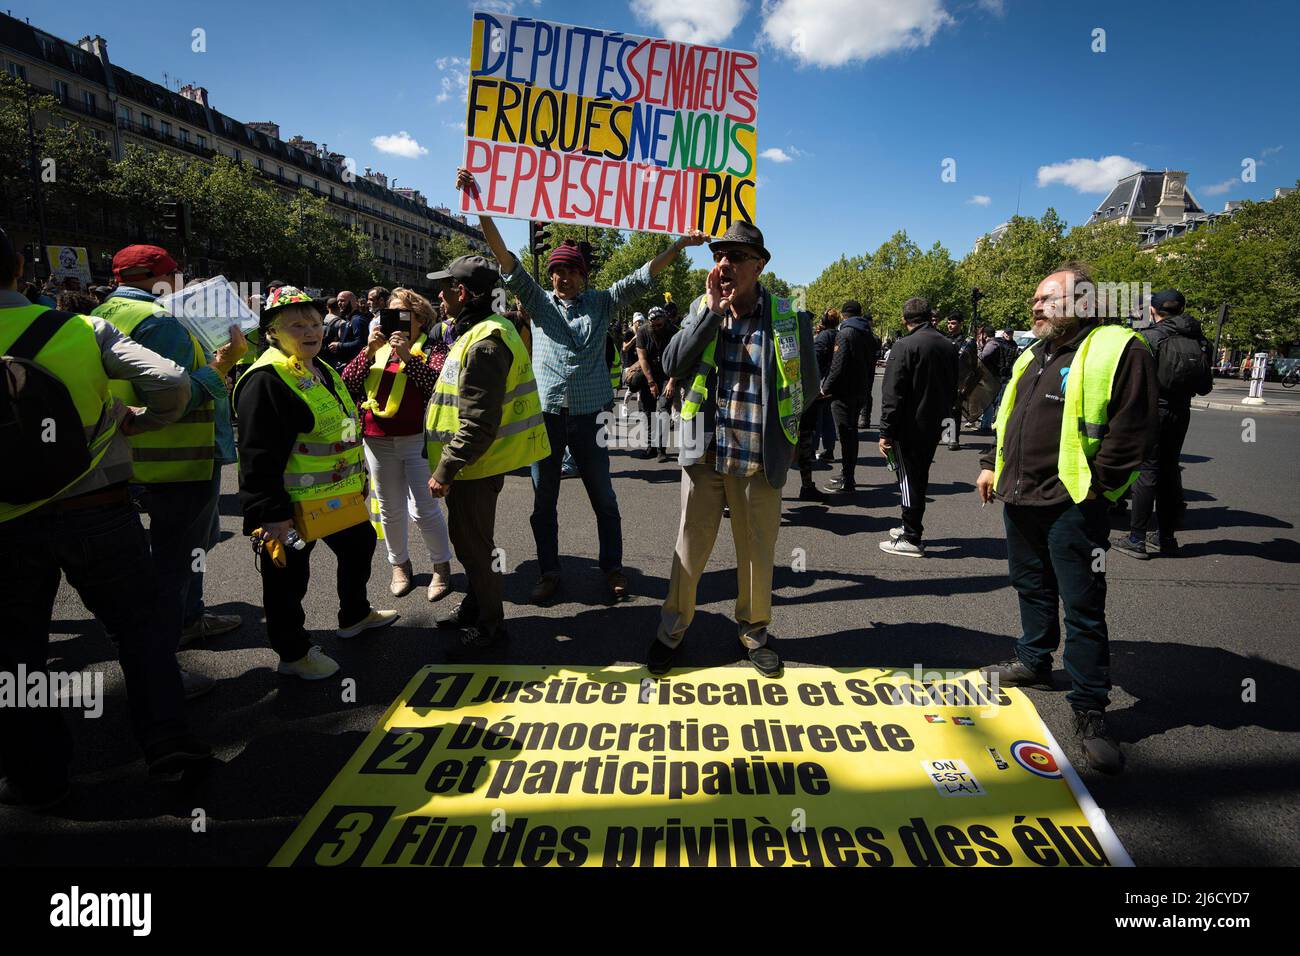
[6,388,1299,867]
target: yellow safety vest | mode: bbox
[232,346,366,500]
[993,324,1147,504]
[0,304,118,522]
[361,332,428,419]
[425,314,549,480]
[679,293,804,444]
[609,334,622,389]
[92,295,216,483]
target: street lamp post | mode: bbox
[25,84,49,281]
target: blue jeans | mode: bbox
[135,468,223,637]
[0,498,190,792]
[531,410,623,574]
[1004,500,1112,711]
[980,382,1007,431]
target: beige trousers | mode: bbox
[658,460,783,650]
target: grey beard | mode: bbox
[1033,315,1075,342]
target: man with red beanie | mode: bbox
[456,167,706,605]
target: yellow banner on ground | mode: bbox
[271,665,1130,868]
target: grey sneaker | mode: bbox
[879,538,924,558]
[888,526,905,541]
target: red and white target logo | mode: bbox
[1010,740,1062,778]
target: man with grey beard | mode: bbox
[975,262,1156,775]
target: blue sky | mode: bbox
[23,0,1300,284]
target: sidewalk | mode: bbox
[1192,379,1300,416]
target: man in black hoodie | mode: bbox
[821,300,878,495]
[975,264,1158,775]
[877,298,957,549]
[1114,289,1212,559]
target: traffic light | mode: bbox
[529,221,550,257]
[161,201,191,242]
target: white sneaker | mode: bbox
[888,526,905,541]
[879,538,924,558]
[277,646,340,680]
[336,608,400,639]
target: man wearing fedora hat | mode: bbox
[648,221,817,677]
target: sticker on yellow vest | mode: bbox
[271,665,1130,868]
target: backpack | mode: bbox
[1156,329,1214,396]
[997,340,1020,382]
[0,309,93,504]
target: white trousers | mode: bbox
[363,433,452,567]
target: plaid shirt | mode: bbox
[503,262,652,415]
[714,301,765,477]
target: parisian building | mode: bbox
[0,11,488,288]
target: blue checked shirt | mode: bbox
[502,261,653,415]
[714,302,765,477]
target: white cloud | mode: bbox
[1260,145,1284,158]
[967,194,992,206]
[761,0,953,68]
[371,131,429,158]
[1199,177,1238,197]
[977,0,1005,14]
[436,56,470,105]
[761,147,793,162]
[476,0,543,14]
[631,0,748,44]
[1036,155,1145,193]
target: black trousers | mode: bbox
[895,437,939,544]
[859,376,875,428]
[448,473,506,634]
[634,378,668,451]
[796,403,820,485]
[0,498,189,793]
[260,518,376,661]
[832,398,863,485]
[1130,406,1191,538]
[1005,500,1112,711]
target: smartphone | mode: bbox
[379,308,412,339]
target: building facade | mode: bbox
[0,12,487,287]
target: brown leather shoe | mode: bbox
[531,573,561,605]
[389,561,414,597]
[428,561,451,602]
[606,569,629,602]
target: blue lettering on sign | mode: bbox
[1059,366,1070,394]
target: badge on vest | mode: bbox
[296,376,316,392]
[778,334,799,361]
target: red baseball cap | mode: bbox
[111,244,178,282]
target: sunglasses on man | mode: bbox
[712,249,761,264]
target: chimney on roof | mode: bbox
[179,84,209,107]
[247,121,281,140]
[76,34,110,63]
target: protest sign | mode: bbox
[47,245,92,288]
[156,275,259,355]
[460,11,758,237]
[273,665,1130,868]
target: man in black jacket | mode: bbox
[821,300,878,496]
[878,298,957,554]
[975,264,1158,775]
[1114,289,1212,559]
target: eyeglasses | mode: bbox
[712,250,759,264]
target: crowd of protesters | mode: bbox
[1,161,1222,807]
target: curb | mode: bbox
[1191,398,1300,417]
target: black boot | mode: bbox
[1072,709,1124,774]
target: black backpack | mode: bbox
[1156,328,1214,396]
[997,340,1020,382]
[0,309,94,505]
